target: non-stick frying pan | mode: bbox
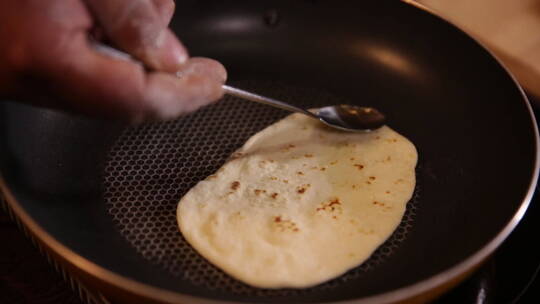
[0,1,538,303]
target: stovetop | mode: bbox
[1,99,539,304]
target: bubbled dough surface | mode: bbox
[177,112,417,288]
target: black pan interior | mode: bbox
[0,0,537,302]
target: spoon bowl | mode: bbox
[317,105,386,132]
[223,85,386,132]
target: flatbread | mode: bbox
[177,112,417,288]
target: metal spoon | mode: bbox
[90,44,385,130]
[223,85,386,132]
[90,43,385,130]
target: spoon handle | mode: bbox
[222,85,319,119]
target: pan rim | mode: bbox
[1,1,539,303]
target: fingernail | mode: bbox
[176,57,227,84]
[155,0,175,26]
[153,30,188,72]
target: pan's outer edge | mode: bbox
[1,1,539,304]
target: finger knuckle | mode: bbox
[110,0,162,49]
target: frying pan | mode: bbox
[0,0,538,303]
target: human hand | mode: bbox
[0,0,227,122]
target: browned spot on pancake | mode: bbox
[254,189,267,195]
[354,164,364,170]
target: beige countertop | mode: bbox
[416,0,540,98]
